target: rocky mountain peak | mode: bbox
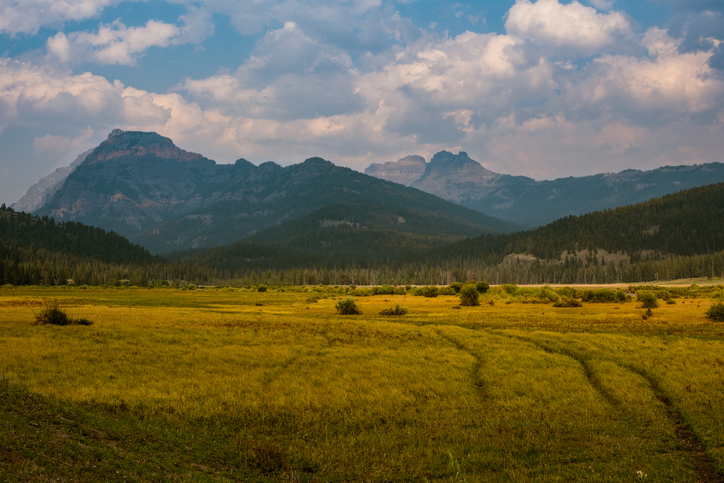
[364,155,427,186]
[85,131,205,165]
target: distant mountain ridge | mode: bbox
[26,130,515,254]
[367,151,724,227]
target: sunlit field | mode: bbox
[1,284,723,482]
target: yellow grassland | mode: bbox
[0,285,723,481]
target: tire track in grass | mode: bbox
[616,363,724,483]
[434,329,487,400]
[504,334,620,407]
[504,332,723,483]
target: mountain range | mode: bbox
[13,129,724,257]
[23,130,513,254]
[365,151,724,227]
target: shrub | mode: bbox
[553,298,582,308]
[707,302,724,322]
[414,286,439,297]
[372,285,395,295]
[459,284,480,306]
[34,300,93,326]
[637,291,659,309]
[476,281,490,294]
[439,286,456,295]
[501,284,518,295]
[449,282,463,294]
[379,304,408,316]
[257,284,268,292]
[335,297,361,315]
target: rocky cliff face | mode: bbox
[12,148,93,213]
[364,155,426,186]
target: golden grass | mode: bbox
[0,285,722,481]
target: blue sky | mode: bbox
[1,0,723,204]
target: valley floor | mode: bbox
[1,285,723,482]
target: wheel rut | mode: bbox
[503,332,723,483]
[434,329,487,400]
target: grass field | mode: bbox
[1,285,723,482]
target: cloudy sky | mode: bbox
[1,0,723,204]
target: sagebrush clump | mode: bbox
[335,297,361,315]
[379,304,408,316]
[34,300,93,326]
[707,302,724,322]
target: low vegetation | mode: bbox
[1,284,724,481]
[335,297,361,314]
[34,300,93,326]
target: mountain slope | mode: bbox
[134,157,517,253]
[13,148,93,213]
[0,205,159,266]
[434,181,724,265]
[367,151,724,227]
[35,130,243,237]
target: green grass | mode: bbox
[1,286,723,481]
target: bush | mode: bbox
[379,304,408,316]
[257,284,268,292]
[637,291,659,309]
[501,284,518,295]
[372,285,395,295]
[449,282,463,294]
[707,302,724,322]
[438,286,456,295]
[459,284,480,306]
[34,300,93,326]
[335,297,361,315]
[553,298,582,308]
[414,286,439,297]
[476,281,490,294]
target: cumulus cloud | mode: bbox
[505,0,631,54]
[0,0,122,35]
[45,9,214,66]
[33,126,94,154]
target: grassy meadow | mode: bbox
[1,284,723,482]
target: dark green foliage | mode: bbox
[335,297,361,315]
[553,298,583,308]
[459,284,480,306]
[449,282,463,293]
[372,285,395,295]
[34,300,93,326]
[257,284,268,292]
[476,281,490,293]
[414,286,439,297]
[501,284,518,294]
[439,286,455,295]
[707,303,724,322]
[580,289,628,303]
[379,304,408,316]
[637,291,660,309]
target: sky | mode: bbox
[1,0,724,205]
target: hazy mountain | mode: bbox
[12,148,93,213]
[30,130,515,254]
[367,151,724,227]
[364,155,426,186]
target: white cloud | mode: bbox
[505,0,630,54]
[578,28,724,114]
[33,126,94,154]
[0,0,122,35]
[45,14,213,66]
